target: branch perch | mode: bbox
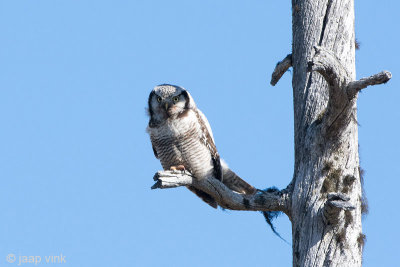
[271,54,292,86]
[152,170,291,215]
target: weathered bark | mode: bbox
[289,1,389,266]
[151,1,391,266]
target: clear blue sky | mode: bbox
[0,1,398,266]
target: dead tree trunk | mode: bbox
[288,0,390,265]
[151,0,391,266]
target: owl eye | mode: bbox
[173,96,179,103]
[157,97,162,103]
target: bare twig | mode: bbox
[271,54,292,86]
[347,71,392,99]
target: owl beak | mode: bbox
[164,102,169,111]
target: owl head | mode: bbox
[148,84,195,125]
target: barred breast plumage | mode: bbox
[149,109,215,180]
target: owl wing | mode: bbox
[151,143,159,159]
[197,109,215,143]
[195,109,222,181]
[197,109,256,196]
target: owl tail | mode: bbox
[187,186,218,209]
[186,160,256,208]
[220,160,257,195]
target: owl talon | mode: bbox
[170,165,186,171]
